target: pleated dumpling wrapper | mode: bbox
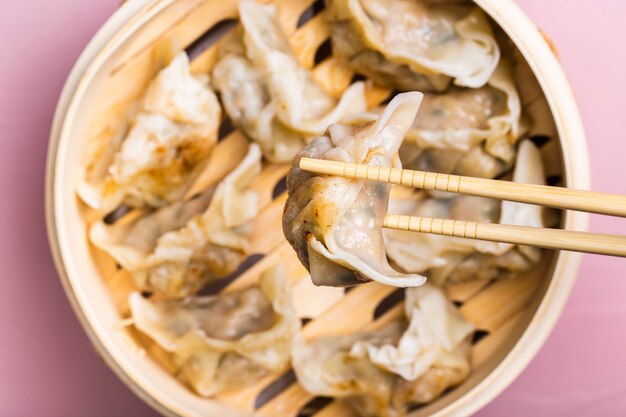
[385,140,546,285]
[77,52,221,212]
[212,0,367,163]
[346,60,523,180]
[293,283,474,417]
[327,0,500,92]
[283,92,426,288]
[401,60,524,178]
[90,143,262,297]
[129,264,300,397]
[403,60,526,169]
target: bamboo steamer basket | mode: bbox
[45,0,590,416]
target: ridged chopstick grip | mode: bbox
[383,215,626,257]
[300,158,462,192]
[299,158,626,217]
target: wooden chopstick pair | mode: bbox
[299,158,626,258]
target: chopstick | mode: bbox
[299,157,626,258]
[299,158,626,217]
[384,215,626,257]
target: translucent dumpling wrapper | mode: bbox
[326,0,500,91]
[212,0,367,162]
[145,143,261,296]
[90,143,262,296]
[283,93,426,288]
[292,284,474,417]
[384,140,545,285]
[129,265,300,396]
[349,60,523,178]
[406,60,522,163]
[89,188,214,275]
[77,53,221,212]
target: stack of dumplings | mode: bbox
[76,0,549,413]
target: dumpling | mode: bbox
[129,265,300,396]
[401,60,523,177]
[385,140,545,285]
[90,143,262,296]
[327,0,500,91]
[406,61,521,161]
[283,93,426,288]
[384,194,498,281]
[293,283,474,417]
[342,60,522,179]
[145,143,261,296]
[77,53,221,212]
[89,188,214,275]
[212,0,367,162]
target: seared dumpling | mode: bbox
[77,53,221,212]
[212,0,367,162]
[293,283,474,417]
[145,143,261,296]
[129,265,300,396]
[89,187,214,275]
[327,0,500,91]
[90,143,262,296]
[385,140,546,285]
[283,93,426,288]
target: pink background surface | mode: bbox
[1,0,625,416]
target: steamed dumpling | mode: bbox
[89,188,214,276]
[145,143,261,296]
[402,60,524,177]
[345,60,522,178]
[90,143,262,296]
[327,0,500,91]
[385,140,545,285]
[212,0,367,162]
[130,265,300,396]
[293,283,474,417]
[77,53,221,212]
[283,93,426,288]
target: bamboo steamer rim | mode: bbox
[45,0,590,416]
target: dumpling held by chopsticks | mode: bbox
[282,93,426,288]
